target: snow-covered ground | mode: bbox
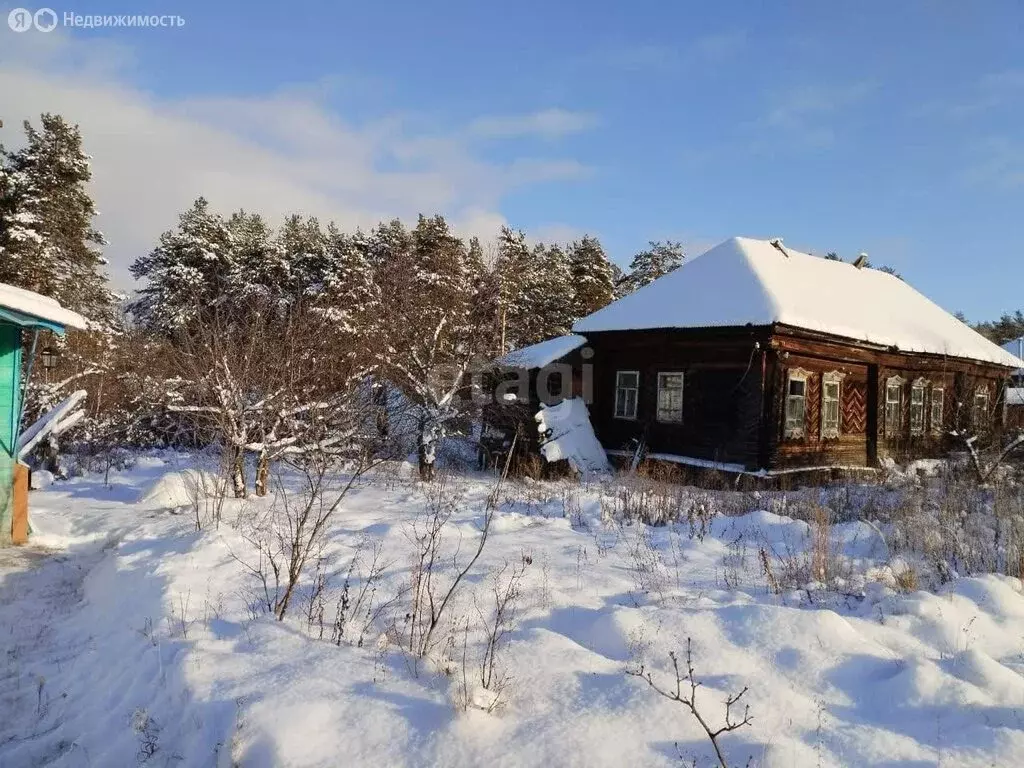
[3,456,1024,767]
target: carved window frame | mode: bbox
[973,384,991,430]
[655,372,684,424]
[784,368,811,439]
[820,371,845,440]
[930,385,945,435]
[909,378,928,437]
[884,376,905,438]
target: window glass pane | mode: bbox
[617,372,638,388]
[789,379,805,396]
[656,373,683,422]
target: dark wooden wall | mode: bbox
[581,325,1015,471]
[584,328,769,467]
[770,327,1011,467]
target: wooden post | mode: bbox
[11,462,28,544]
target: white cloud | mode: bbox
[467,108,599,140]
[762,82,875,148]
[0,30,592,290]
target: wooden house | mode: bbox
[1,283,86,545]
[1005,338,1024,431]
[500,237,1023,473]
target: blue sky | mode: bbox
[3,1,1023,320]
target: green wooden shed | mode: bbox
[0,282,87,544]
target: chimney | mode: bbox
[768,238,789,258]
[853,252,868,269]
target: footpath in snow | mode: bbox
[2,455,1024,767]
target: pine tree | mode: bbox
[568,235,614,320]
[365,214,485,480]
[0,114,114,323]
[532,244,574,341]
[492,226,536,352]
[228,210,282,306]
[621,240,685,294]
[130,197,234,334]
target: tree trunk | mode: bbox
[418,416,435,482]
[418,442,435,482]
[231,445,247,498]
[255,449,270,496]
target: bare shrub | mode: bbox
[233,452,377,621]
[330,540,404,648]
[405,467,504,665]
[625,525,671,604]
[477,559,527,696]
[628,638,753,768]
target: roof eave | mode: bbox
[0,306,70,335]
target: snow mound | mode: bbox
[137,469,222,509]
[535,397,610,476]
[30,469,54,490]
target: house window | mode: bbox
[973,385,990,430]
[614,371,639,420]
[785,369,809,439]
[885,377,904,437]
[820,372,844,439]
[930,386,944,435]
[656,372,684,423]
[909,379,927,436]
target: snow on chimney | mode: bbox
[853,252,868,269]
[768,238,789,258]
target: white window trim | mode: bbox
[820,371,845,440]
[655,371,684,424]
[884,375,905,438]
[909,378,928,437]
[614,370,639,420]
[974,384,991,429]
[930,385,945,435]
[784,368,811,439]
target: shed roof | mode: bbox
[574,237,1024,369]
[495,334,588,370]
[0,282,88,333]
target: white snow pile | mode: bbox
[5,459,1024,767]
[536,397,610,476]
[495,334,588,369]
[574,237,1023,368]
[29,469,54,490]
[137,468,223,509]
[1009,388,1024,407]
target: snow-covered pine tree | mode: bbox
[366,214,485,480]
[492,226,535,353]
[568,235,615,320]
[130,198,235,334]
[467,236,502,357]
[0,114,115,325]
[621,240,685,294]
[609,260,630,300]
[226,210,282,306]
[531,243,574,342]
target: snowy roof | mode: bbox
[574,237,1024,369]
[1008,389,1024,407]
[1002,338,1024,375]
[0,282,88,332]
[495,334,588,369]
